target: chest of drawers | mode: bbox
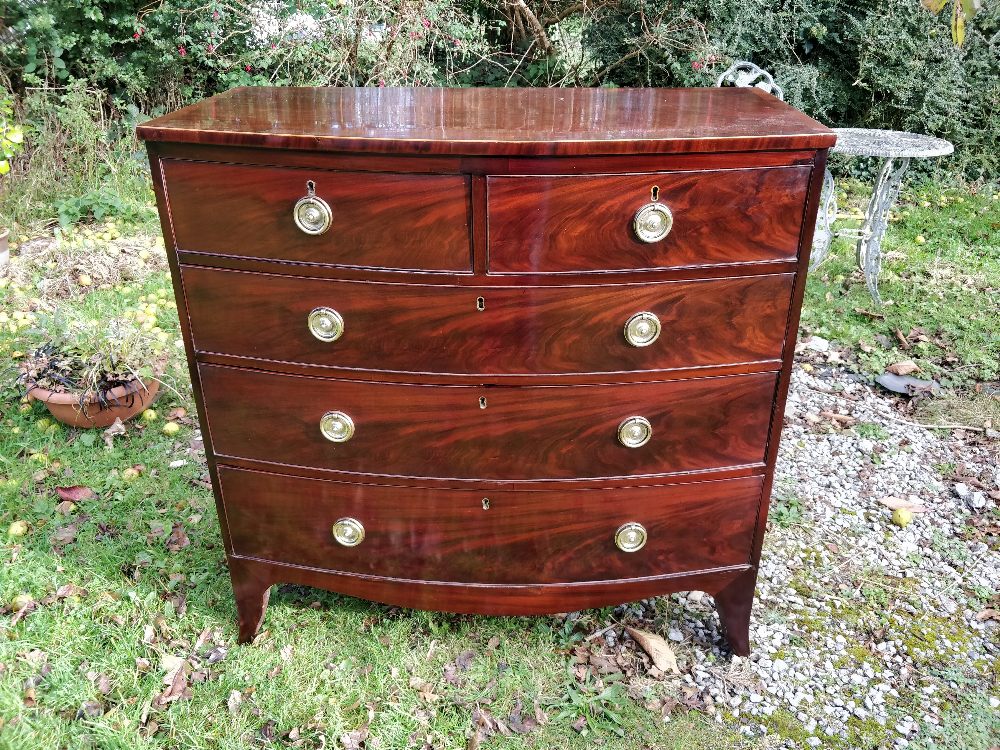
[139,86,833,655]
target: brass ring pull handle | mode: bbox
[320,411,355,443]
[332,517,365,546]
[624,312,661,347]
[633,202,673,243]
[293,180,333,235]
[615,522,647,552]
[308,307,344,342]
[617,416,652,448]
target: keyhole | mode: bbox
[479,396,487,409]
[651,185,660,202]
[482,498,490,510]
[476,296,485,311]
[306,179,316,195]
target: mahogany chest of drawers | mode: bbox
[138,87,834,654]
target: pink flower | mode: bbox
[422,18,431,27]
[245,64,251,72]
[178,45,186,57]
[206,43,215,53]
[213,10,219,19]
[379,79,385,87]
[692,60,703,70]
[133,32,140,40]
[271,43,277,49]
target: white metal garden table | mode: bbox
[817,128,954,305]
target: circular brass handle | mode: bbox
[618,416,652,448]
[615,522,647,552]
[320,411,355,443]
[332,517,365,547]
[633,202,673,243]
[308,307,344,342]
[624,312,661,347]
[293,195,333,235]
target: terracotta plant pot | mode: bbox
[27,377,160,428]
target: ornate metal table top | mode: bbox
[831,128,954,158]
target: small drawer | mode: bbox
[199,365,777,480]
[160,159,471,272]
[487,166,811,273]
[182,266,794,375]
[219,467,762,584]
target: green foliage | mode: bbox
[0,0,996,189]
[0,94,25,177]
[0,81,154,230]
[770,492,804,528]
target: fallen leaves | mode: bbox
[153,656,191,707]
[55,485,97,502]
[103,418,127,449]
[165,523,190,552]
[877,496,929,514]
[975,608,999,622]
[886,360,921,376]
[624,627,680,675]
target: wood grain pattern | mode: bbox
[227,553,752,644]
[140,88,835,655]
[136,87,835,156]
[161,159,471,271]
[219,466,761,584]
[487,167,811,273]
[181,266,794,376]
[198,364,777,480]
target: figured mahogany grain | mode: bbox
[160,159,471,271]
[487,167,811,273]
[198,364,777,480]
[220,466,761,584]
[181,266,793,376]
[137,87,835,156]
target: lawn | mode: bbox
[0,179,997,749]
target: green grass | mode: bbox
[802,181,1000,386]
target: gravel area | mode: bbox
[612,359,999,748]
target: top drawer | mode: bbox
[159,160,472,272]
[487,166,811,273]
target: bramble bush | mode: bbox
[0,0,996,228]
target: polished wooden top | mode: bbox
[137,86,835,156]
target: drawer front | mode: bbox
[160,160,471,271]
[220,467,762,583]
[182,266,793,375]
[487,166,811,273]
[200,365,776,480]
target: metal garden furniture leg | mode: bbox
[856,157,910,305]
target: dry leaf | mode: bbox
[819,410,857,427]
[56,486,97,503]
[887,360,920,376]
[339,725,369,750]
[103,419,126,448]
[625,627,680,674]
[455,649,476,671]
[877,496,928,513]
[165,524,190,552]
[154,659,190,706]
[227,689,243,715]
[506,700,538,734]
[408,676,439,702]
[50,521,80,547]
[975,608,999,622]
[54,500,76,515]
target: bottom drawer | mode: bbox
[219,467,762,585]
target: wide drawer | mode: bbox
[182,266,794,375]
[160,159,471,271]
[199,365,776,480]
[487,166,812,273]
[219,467,762,584]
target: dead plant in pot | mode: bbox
[15,308,167,428]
